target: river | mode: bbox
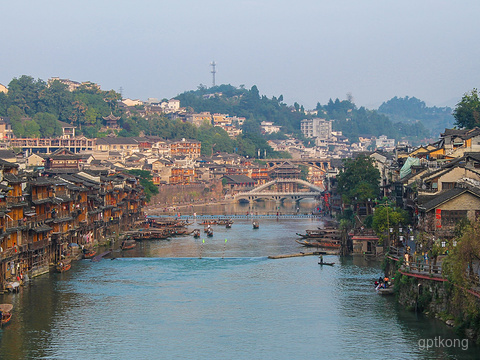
[0,202,477,359]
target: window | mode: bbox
[441,210,467,225]
[442,182,455,190]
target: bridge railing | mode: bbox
[149,214,323,220]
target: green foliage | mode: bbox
[299,165,309,181]
[372,205,409,234]
[1,75,121,137]
[175,84,306,136]
[443,222,480,289]
[126,169,159,202]
[336,155,380,205]
[378,96,454,136]
[315,98,430,144]
[34,112,62,138]
[453,89,480,129]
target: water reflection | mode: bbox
[0,218,476,360]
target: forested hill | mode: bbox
[175,84,305,134]
[377,96,454,136]
[177,85,431,144]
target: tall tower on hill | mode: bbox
[210,61,216,88]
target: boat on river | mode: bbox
[252,221,259,229]
[5,281,20,293]
[121,239,136,250]
[318,261,335,266]
[0,304,13,327]
[131,229,170,240]
[295,239,341,249]
[206,227,214,237]
[83,248,96,259]
[376,287,394,295]
[193,229,200,238]
[56,261,71,273]
[297,229,340,239]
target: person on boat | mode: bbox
[319,255,323,264]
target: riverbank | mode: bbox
[144,197,235,216]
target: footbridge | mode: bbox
[234,178,324,203]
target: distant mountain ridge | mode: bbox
[377,96,455,136]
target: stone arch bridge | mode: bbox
[234,178,324,203]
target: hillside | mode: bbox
[377,96,455,136]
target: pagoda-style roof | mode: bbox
[103,113,120,121]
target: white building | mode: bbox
[260,121,281,134]
[375,135,395,150]
[300,118,332,139]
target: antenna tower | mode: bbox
[210,61,216,87]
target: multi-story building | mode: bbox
[0,155,145,291]
[375,135,395,150]
[170,139,201,159]
[186,112,212,127]
[300,118,332,139]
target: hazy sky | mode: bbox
[2,0,479,109]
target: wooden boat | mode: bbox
[376,287,394,295]
[200,220,217,225]
[56,261,71,273]
[193,229,200,238]
[0,304,13,327]
[83,248,96,259]
[318,261,335,266]
[297,229,340,239]
[5,281,20,293]
[252,221,259,229]
[131,229,170,240]
[121,239,136,250]
[295,239,341,249]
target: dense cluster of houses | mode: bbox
[325,127,480,247]
[0,154,145,291]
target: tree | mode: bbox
[38,80,73,121]
[336,155,380,206]
[453,89,480,129]
[34,112,61,138]
[7,75,46,115]
[23,118,40,138]
[371,205,409,235]
[126,170,159,202]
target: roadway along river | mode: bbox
[0,217,476,359]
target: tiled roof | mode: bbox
[418,186,480,212]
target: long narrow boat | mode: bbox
[193,229,200,238]
[0,304,13,327]
[132,229,170,240]
[295,239,341,249]
[121,239,136,250]
[206,228,214,237]
[318,261,335,266]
